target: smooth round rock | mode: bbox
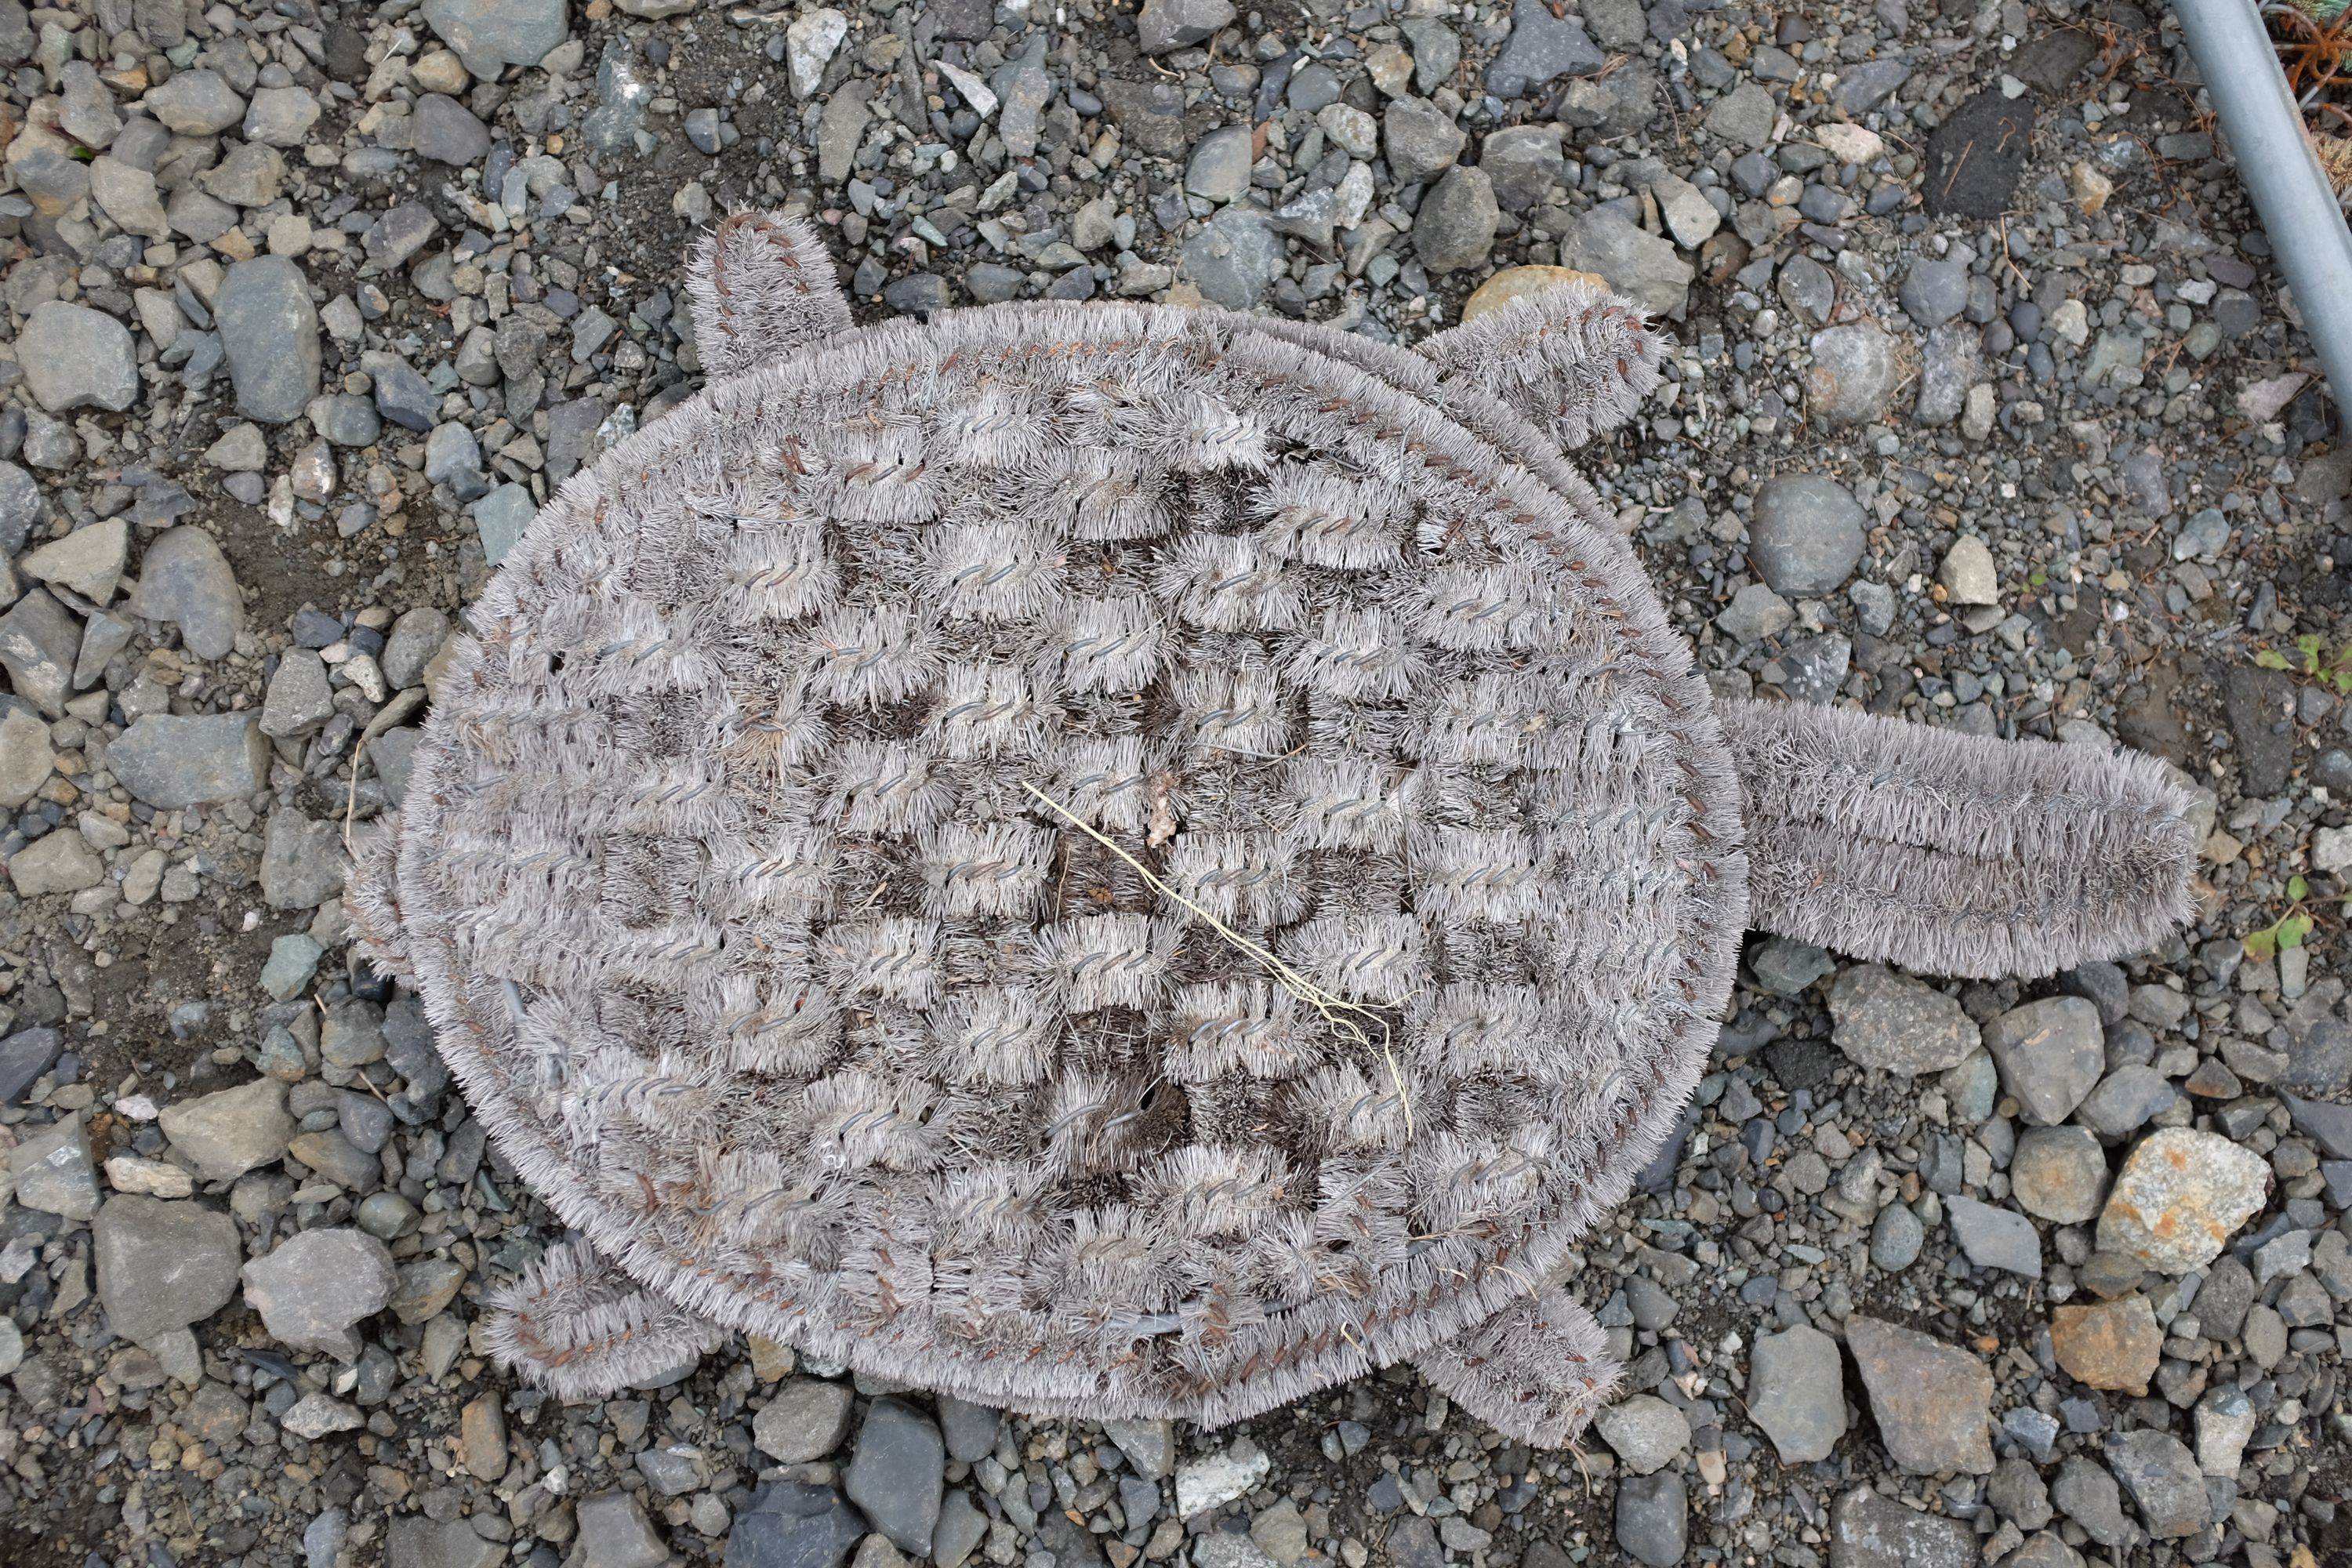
[1749,474,1867,596]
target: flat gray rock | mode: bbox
[216,257,321,424]
[1981,996,2103,1125]
[2103,1430,2205,1538]
[1828,965,1979,1073]
[107,713,268,808]
[158,1077,291,1181]
[1945,1193,2042,1279]
[241,1228,397,1359]
[1558,206,1693,318]
[1750,474,1866,597]
[1828,1486,1974,1568]
[18,302,138,413]
[421,0,567,74]
[752,1378,855,1463]
[9,1116,99,1218]
[1594,1393,1689,1475]
[2010,1126,2109,1223]
[1747,1323,1846,1462]
[129,526,245,661]
[146,67,245,133]
[94,1194,241,1348]
[1846,1316,1994,1475]
[844,1399,943,1555]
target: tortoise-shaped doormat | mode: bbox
[350,213,2194,1446]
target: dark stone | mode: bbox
[844,1399,942,1554]
[881,274,950,318]
[724,1482,866,1568]
[1485,0,1604,98]
[1922,91,2034,220]
[1828,1486,1973,1568]
[2222,663,2296,797]
[2010,28,2097,94]
[1385,1516,1444,1568]
[1614,1472,1686,1567]
[2284,1016,2352,1094]
[0,1026,61,1105]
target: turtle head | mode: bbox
[1718,697,2198,981]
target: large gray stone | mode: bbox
[1613,1472,1686,1568]
[1828,965,1979,1073]
[93,1194,241,1347]
[18,302,138,413]
[107,714,268,808]
[421,0,568,75]
[1748,1323,1846,1462]
[753,1378,855,1462]
[726,1480,866,1568]
[1806,323,1906,426]
[1828,1486,1973,1568]
[1557,207,1692,318]
[1135,0,1233,54]
[262,807,349,909]
[575,1491,669,1568]
[242,1228,397,1359]
[2103,1430,2205,1538]
[146,67,245,133]
[130,525,245,660]
[844,1399,943,1555]
[385,1515,501,1568]
[1413,165,1498,274]
[1981,996,2103,1126]
[159,1077,291,1181]
[1846,1316,1994,1475]
[1180,209,1286,310]
[1594,1394,1688,1475]
[1945,1194,2042,1279]
[1750,474,1866,596]
[1485,0,1603,97]
[0,589,78,714]
[9,1116,98,1218]
[216,257,321,424]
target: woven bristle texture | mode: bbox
[354,233,2187,1450]
[685,210,854,379]
[358,259,1752,1447]
[481,1237,728,1402]
[1719,697,2197,979]
[1415,274,1669,452]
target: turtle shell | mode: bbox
[368,299,1748,1425]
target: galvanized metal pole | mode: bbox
[2174,0,2352,415]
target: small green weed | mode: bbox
[2245,875,2319,962]
[2254,633,2352,695]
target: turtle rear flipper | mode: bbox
[1414,1285,1621,1446]
[686,209,854,379]
[1722,699,2198,980]
[481,1238,728,1402]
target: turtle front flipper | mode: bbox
[685,209,854,379]
[1413,275,1668,452]
[1414,1286,1621,1446]
[1720,699,2197,981]
[481,1238,728,1402]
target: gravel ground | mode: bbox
[0,0,2348,1566]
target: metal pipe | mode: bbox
[2175,0,2352,414]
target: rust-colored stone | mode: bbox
[2051,1294,2161,1394]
